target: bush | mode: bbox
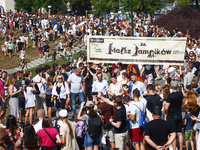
[152,7,200,38]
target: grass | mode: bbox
[0,30,80,70]
[2,50,87,124]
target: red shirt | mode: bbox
[10,32,14,37]
[0,79,5,98]
[37,128,58,147]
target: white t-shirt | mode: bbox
[34,120,42,133]
[67,73,84,93]
[19,36,25,43]
[129,98,147,129]
[32,75,46,93]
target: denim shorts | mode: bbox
[0,98,5,111]
[84,132,100,147]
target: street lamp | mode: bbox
[130,0,134,37]
[101,0,103,35]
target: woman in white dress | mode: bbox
[23,79,36,124]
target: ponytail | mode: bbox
[64,119,73,136]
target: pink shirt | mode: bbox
[37,128,58,147]
[0,79,5,98]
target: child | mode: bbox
[184,104,194,150]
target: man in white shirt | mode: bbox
[92,72,109,97]
[67,68,85,117]
[128,73,148,99]
[34,109,45,133]
[32,68,47,115]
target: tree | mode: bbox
[152,7,200,38]
[14,0,63,13]
[124,0,164,14]
[168,0,199,8]
[67,0,91,15]
[90,0,119,14]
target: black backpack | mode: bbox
[87,115,102,138]
[34,84,40,94]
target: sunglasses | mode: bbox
[98,76,102,78]
[58,78,63,80]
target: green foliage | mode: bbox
[177,0,192,7]
[90,0,119,14]
[14,0,63,13]
[67,0,91,14]
[124,0,164,14]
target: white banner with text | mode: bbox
[87,36,187,65]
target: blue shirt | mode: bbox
[184,113,193,130]
[128,81,147,99]
[92,79,109,95]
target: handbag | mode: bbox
[42,129,57,150]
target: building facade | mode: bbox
[0,0,15,12]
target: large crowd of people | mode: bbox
[0,6,200,150]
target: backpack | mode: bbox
[53,119,61,133]
[87,115,102,138]
[76,120,85,138]
[133,103,147,130]
[34,84,40,94]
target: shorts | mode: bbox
[0,98,5,111]
[115,131,129,149]
[44,52,49,56]
[84,131,100,147]
[167,114,182,133]
[130,128,144,144]
[46,95,54,107]
[104,127,115,142]
[78,38,82,43]
[2,48,6,52]
[8,49,13,53]
[18,97,25,110]
[39,50,42,54]
[184,129,193,141]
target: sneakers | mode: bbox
[0,124,6,128]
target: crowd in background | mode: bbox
[1,6,200,150]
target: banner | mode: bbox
[87,36,187,65]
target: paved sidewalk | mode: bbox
[5,45,84,74]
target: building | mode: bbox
[0,0,15,12]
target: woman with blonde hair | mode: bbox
[52,74,70,113]
[9,77,22,120]
[155,84,163,98]
[183,89,198,113]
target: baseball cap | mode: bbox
[59,109,68,117]
[85,101,94,108]
[171,81,178,88]
[152,106,161,116]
